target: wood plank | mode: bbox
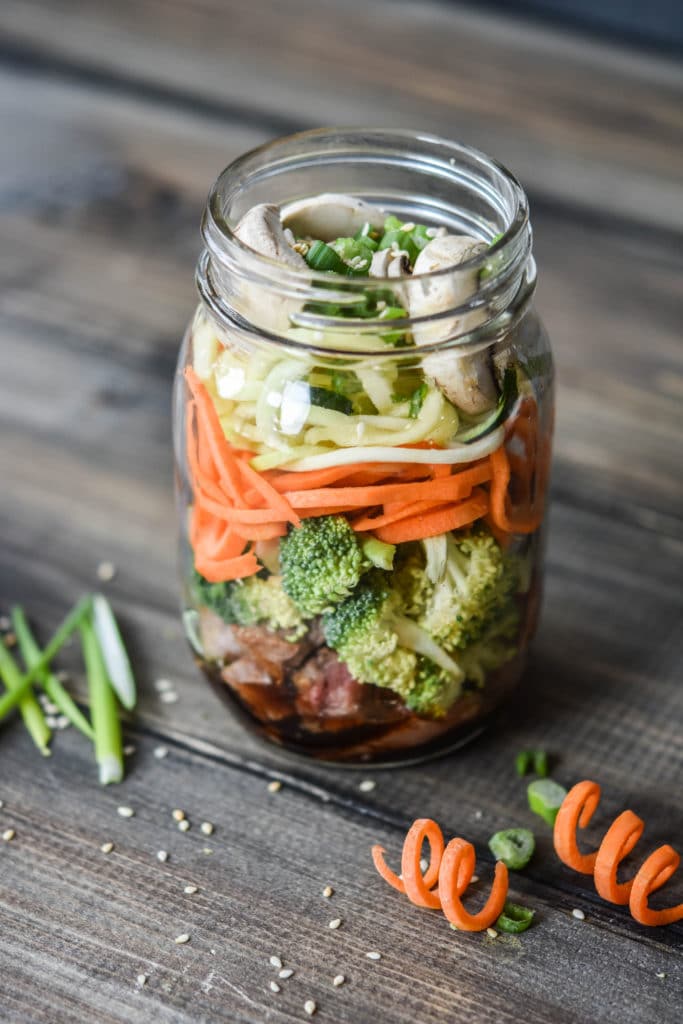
[0,724,680,1024]
[1,0,682,229]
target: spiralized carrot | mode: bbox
[629,845,683,927]
[554,779,683,925]
[372,818,509,933]
[438,838,509,932]
[553,780,601,874]
[372,489,490,544]
[593,810,644,905]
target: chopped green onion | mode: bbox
[496,900,535,934]
[378,306,409,346]
[11,607,95,741]
[515,750,532,776]
[488,828,535,870]
[409,381,429,419]
[533,750,549,777]
[354,222,380,242]
[305,240,349,275]
[528,778,567,826]
[0,641,51,755]
[92,595,136,710]
[0,596,93,720]
[80,616,123,785]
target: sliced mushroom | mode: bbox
[232,203,307,333]
[369,248,410,279]
[407,234,497,414]
[234,203,308,270]
[282,193,385,241]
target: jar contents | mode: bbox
[179,192,552,763]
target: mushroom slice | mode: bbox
[234,203,308,270]
[408,234,497,414]
[282,193,385,242]
[369,248,410,279]
[232,204,307,333]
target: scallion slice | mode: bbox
[80,616,123,785]
[92,595,136,710]
[496,900,535,934]
[528,778,567,826]
[0,641,51,755]
[305,240,348,274]
[488,828,535,870]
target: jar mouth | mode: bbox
[198,128,534,356]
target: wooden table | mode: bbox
[1,2,681,1021]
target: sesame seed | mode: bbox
[174,933,191,945]
[154,678,173,692]
[96,561,116,582]
[55,715,70,730]
[328,918,342,930]
[100,842,114,854]
[471,875,479,884]
[160,691,179,704]
[401,222,415,232]
[154,746,169,759]
[279,968,294,979]
[359,779,375,793]
[0,616,10,631]
[157,850,169,863]
[172,808,185,821]
[136,973,148,987]
[304,1000,317,1016]
[178,819,190,833]
[572,908,585,920]
[202,847,213,855]
[200,822,214,836]
[45,717,59,729]
[123,745,136,756]
[656,972,666,979]
[269,956,282,969]
[2,829,15,842]
[267,780,282,793]
[269,981,281,993]
[184,885,198,895]
[425,227,438,238]
[486,928,498,939]
[366,951,381,961]
[117,806,135,818]
[322,886,333,898]
[474,810,483,820]
[43,702,59,715]
[420,857,428,873]
[333,974,345,987]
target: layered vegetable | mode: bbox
[183,197,550,724]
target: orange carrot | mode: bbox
[351,499,440,532]
[593,810,645,905]
[438,838,509,932]
[489,446,543,534]
[629,845,683,927]
[371,845,407,896]
[372,489,489,544]
[400,819,445,909]
[237,455,300,528]
[194,547,260,583]
[185,368,245,505]
[553,780,602,875]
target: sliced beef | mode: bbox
[292,648,362,719]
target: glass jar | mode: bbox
[173,129,554,765]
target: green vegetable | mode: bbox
[305,240,348,275]
[409,381,428,418]
[456,368,518,444]
[378,305,409,346]
[92,595,136,710]
[515,748,550,777]
[528,778,568,826]
[418,524,520,651]
[0,640,51,755]
[496,900,535,934]
[80,617,123,785]
[0,596,93,721]
[308,386,353,415]
[280,516,371,618]
[194,570,305,638]
[515,750,532,776]
[488,828,535,870]
[361,537,396,571]
[533,750,549,777]
[377,215,433,268]
[323,571,463,713]
[11,607,95,741]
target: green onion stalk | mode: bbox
[0,642,51,755]
[80,617,124,785]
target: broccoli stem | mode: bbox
[393,616,464,682]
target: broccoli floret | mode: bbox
[193,570,305,639]
[405,657,464,718]
[323,572,462,698]
[419,525,519,650]
[280,515,370,617]
[458,604,521,686]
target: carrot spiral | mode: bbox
[372,819,509,932]
[554,780,682,926]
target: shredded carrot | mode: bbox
[371,846,407,896]
[236,455,300,528]
[194,548,260,583]
[438,838,509,932]
[400,819,445,909]
[553,780,602,875]
[372,489,489,544]
[594,810,645,905]
[629,845,683,927]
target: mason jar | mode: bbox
[173,129,554,764]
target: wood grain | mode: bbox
[0,5,682,1021]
